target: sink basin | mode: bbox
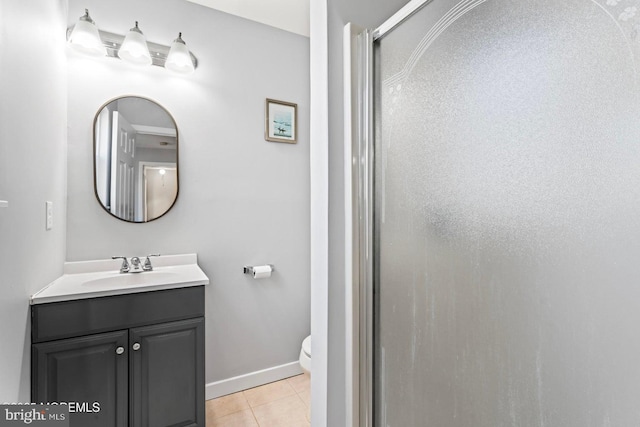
[31,254,209,304]
[82,271,179,287]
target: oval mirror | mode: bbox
[94,96,179,222]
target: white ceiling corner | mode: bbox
[185,0,310,37]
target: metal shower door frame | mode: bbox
[347,1,436,426]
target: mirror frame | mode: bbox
[92,95,180,223]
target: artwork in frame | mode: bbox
[265,98,297,143]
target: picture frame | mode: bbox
[265,98,297,143]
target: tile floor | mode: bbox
[206,374,311,427]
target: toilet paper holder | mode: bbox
[243,264,275,275]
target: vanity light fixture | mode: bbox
[165,33,195,74]
[117,21,152,66]
[67,9,107,57]
[66,10,198,72]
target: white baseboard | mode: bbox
[206,361,304,400]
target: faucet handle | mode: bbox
[112,256,130,273]
[143,254,161,271]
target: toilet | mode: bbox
[299,335,311,373]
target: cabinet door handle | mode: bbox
[132,343,141,351]
[116,346,125,355]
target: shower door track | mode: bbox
[373,0,434,40]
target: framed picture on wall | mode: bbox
[265,98,297,143]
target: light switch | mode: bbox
[46,201,53,230]
[0,200,7,208]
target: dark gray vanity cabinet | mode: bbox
[31,286,205,427]
[32,330,129,427]
[130,318,204,427]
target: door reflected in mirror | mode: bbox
[94,96,179,222]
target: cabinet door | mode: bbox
[32,330,128,427]
[130,318,204,427]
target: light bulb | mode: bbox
[118,21,152,66]
[165,33,195,74]
[68,9,107,57]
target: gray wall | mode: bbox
[324,0,408,424]
[0,0,68,402]
[66,0,310,388]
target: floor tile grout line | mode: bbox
[246,390,299,410]
[249,403,261,427]
[243,379,300,409]
[206,376,310,426]
[206,390,253,423]
[251,393,310,427]
[295,388,311,408]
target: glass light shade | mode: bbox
[165,33,195,74]
[68,9,106,57]
[118,22,152,66]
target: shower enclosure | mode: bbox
[351,0,640,425]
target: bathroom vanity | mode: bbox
[30,254,209,427]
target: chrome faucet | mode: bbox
[143,254,160,271]
[112,256,130,273]
[130,257,144,273]
[112,254,161,273]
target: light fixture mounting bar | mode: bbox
[66,27,198,69]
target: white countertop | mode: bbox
[31,254,210,305]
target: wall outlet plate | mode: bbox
[0,200,8,208]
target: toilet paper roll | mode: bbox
[253,265,272,279]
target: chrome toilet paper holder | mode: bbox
[243,264,275,275]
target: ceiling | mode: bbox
[184,0,310,37]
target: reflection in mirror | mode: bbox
[94,96,178,222]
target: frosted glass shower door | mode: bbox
[372,0,640,426]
